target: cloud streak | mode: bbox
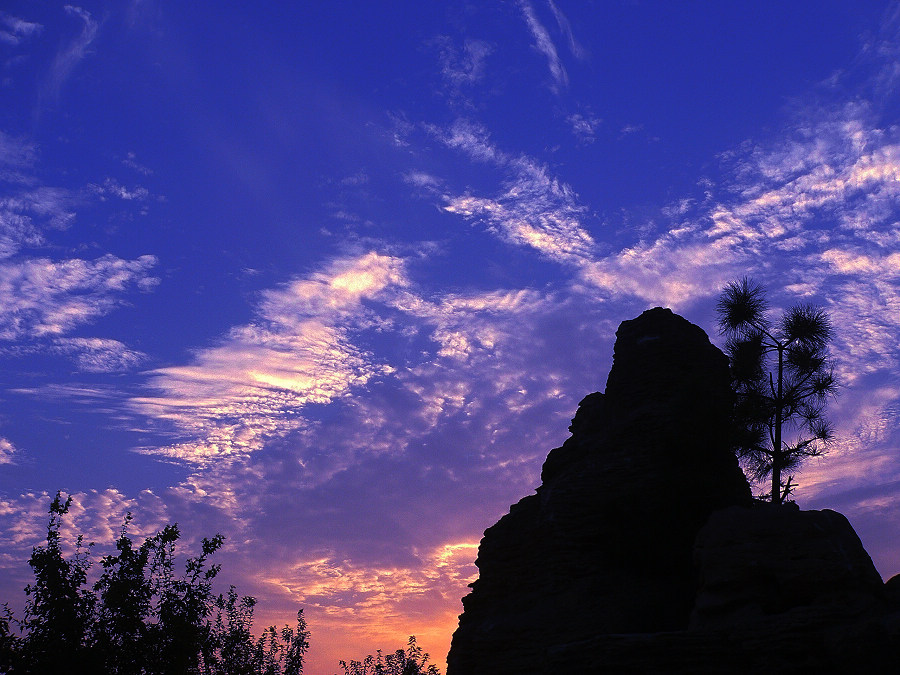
[41,5,99,106]
[517,0,567,91]
[547,0,587,60]
[438,120,596,264]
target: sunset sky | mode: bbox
[2,1,900,671]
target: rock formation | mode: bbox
[447,308,900,674]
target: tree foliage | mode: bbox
[0,492,309,674]
[337,636,441,675]
[717,278,838,503]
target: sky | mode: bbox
[1,0,900,671]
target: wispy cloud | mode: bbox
[403,170,444,194]
[259,540,477,664]
[426,19,900,532]
[89,177,151,201]
[0,255,158,340]
[124,242,609,571]
[517,0,567,91]
[0,131,39,189]
[0,139,81,257]
[0,12,42,47]
[547,0,587,60]
[437,120,595,264]
[567,112,602,144]
[0,123,159,364]
[0,488,169,571]
[121,152,154,176]
[435,36,493,89]
[0,131,37,172]
[53,337,147,373]
[0,201,44,259]
[41,5,99,105]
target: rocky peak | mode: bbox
[446,308,899,674]
[447,308,751,674]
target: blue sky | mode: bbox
[2,1,900,671]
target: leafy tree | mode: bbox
[18,493,99,673]
[93,513,155,673]
[0,605,18,674]
[254,612,309,675]
[717,278,837,504]
[145,526,223,674]
[201,587,309,675]
[0,492,308,675]
[337,636,441,675]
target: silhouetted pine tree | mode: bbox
[717,278,837,503]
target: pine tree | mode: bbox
[717,278,837,503]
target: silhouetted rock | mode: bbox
[447,308,900,674]
[692,505,884,629]
[447,308,752,674]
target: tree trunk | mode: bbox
[772,344,784,503]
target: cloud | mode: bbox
[4,7,900,667]
[0,132,84,254]
[0,202,44,259]
[435,37,493,88]
[518,0,567,91]
[0,255,158,339]
[121,152,154,176]
[437,120,596,265]
[0,131,158,381]
[0,488,173,616]
[429,20,900,537]
[89,177,151,201]
[131,252,408,464]
[567,112,602,144]
[124,243,612,571]
[579,239,737,309]
[434,117,724,306]
[0,185,82,260]
[0,12,42,46]
[53,337,147,372]
[0,131,37,172]
[403,171,444,193]
[257,540,477,666]
[8,382,122,404]
[0,437,18,465]
[701,106,900,388]
[558,95,900,320]
[41,5,99,105]
[0,488,169,554]
[547,0,587,60]
[394,287,548,361]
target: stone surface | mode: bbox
[691,505,885,630]
[447,308,752,674]
[447,307,900,674]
